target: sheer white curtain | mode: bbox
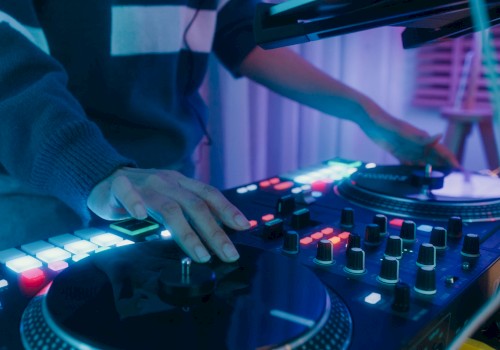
[197,26,415,189]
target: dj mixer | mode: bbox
[0,158,499,349]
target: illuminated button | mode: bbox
[20,268,46,289]
[249,220,258,228]
[364,292,382,305]
[259,180,271,188]
[300,237,313,245]
[36,247,71,263]
[311,232,323,240]
[389,218,404,227]
[338,232,350,240]
[321,227,334,235]
[21,240,54,255]
[74,227,106,240]
[274,181,294,191]
[0,279,8,290]
[48,261,69,272]
[291,187,302,194]
[0,248,26,264]
[269,177,280,185]
[328,236,341,245]
[95,246,111,253]
[72,254,89,262]
[91,233,123,247]
[246,184,258,191]
[116,240,135,247]
[49,234,80,247]
[160,230,172,239]
[64,240,98,255]
[6,256,42,273]
[365,163,377,169]
[311,180,328,192]
[236,187,248,194]
[262,214,275,222]
[311,191,322,198]
[417,225,433,233]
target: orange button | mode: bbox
[321,227,334,235]
[269,177,280,185]
[311,232,323,240]
[328,236,341,245]
[262,214,275,222]
[274,181,294,191]
[259,180,271,188]
[338,231,350,240]
[300,237,313,245]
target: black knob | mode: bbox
[291,208,310,230]
[282,230,299,254]
[263,218,284,240]
[461,233,480,257]
[416,243,436,268]
[276,194,296,217]
[373,214,388,236]
[314,239,334,265]
[385,235,403,259]
[392,282,411,312]
[364,224,381,246]
[447,216,463,239]
[378,256,400,284]
[414,266,437,295]
[346,233,361,253]
[340,207,355,229]
[430,227,447,250]
[344,247,365,274]
[400,220,416,243]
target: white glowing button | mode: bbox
[72,253,89,262]
[48,260,69,272]
[0,279,8,289]
[36,247,71,263]
[49,233,80,247]
[291,187,302,194]
[365,163,377,169]
[64,240,98,254]
[364,292,382,305]
[6,256,42,273]
[91,233,123,247]
[311,191,322,198]
[74,227,106,240]
[21,240,54,255]
[160,230,172,239]
[301,184,311,190]
[418,225,433,233]
[116,239,135,247]
[348,167,358,175]
[246,184,258,191]
[294,175,312,184]
[236,187,248,194]
[0,248,26,264]
[95,246,111,253]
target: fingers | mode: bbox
[110,175,148,220]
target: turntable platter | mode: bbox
[20,242,352,350]
[336,165,500,221]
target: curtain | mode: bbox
[197,26,416,189]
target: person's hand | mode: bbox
[364,116,460,169]
[87,167,251,263]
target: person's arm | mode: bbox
[239,46,459,168]
[0,3,247,263]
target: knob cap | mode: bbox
[282,230,299,254]
[314,239,334,265]
[400,220,416,243]
[384,235,403,259]
[392,282,411,312]
[416,243,436,268]
[276,194,295,217]
[414,266,437,295]
[263,218,284,240]
[344,247,365,274]
[461,233,480,257]
[291,208,310,230]
[346,233,361,253]
[340,207,355,229]
[364,224,381,246]
[377,257,399,284]
[430,226,447,250]
[447,216,463,239]
[373,214,388,236]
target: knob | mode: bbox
[346,233,361,253]
[373,214,388,236]
[364,224,382,246]
[416,243,436,268]
[430,226,447,250]
[276,194,295,217]
[400,220,416,243]
[461,233,480,257]
[344,248,365,274]
[384,235,403,259]
[282,230,299,254]
[291,208,310,230]
[340,207,355,229]
[314,239,334,265]
[377,256,399,284]
[414,266,437,295]
[447,216,463,239]
[263,218,284,240]
[392,282,411,312]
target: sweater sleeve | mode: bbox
[0,3,135,224]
